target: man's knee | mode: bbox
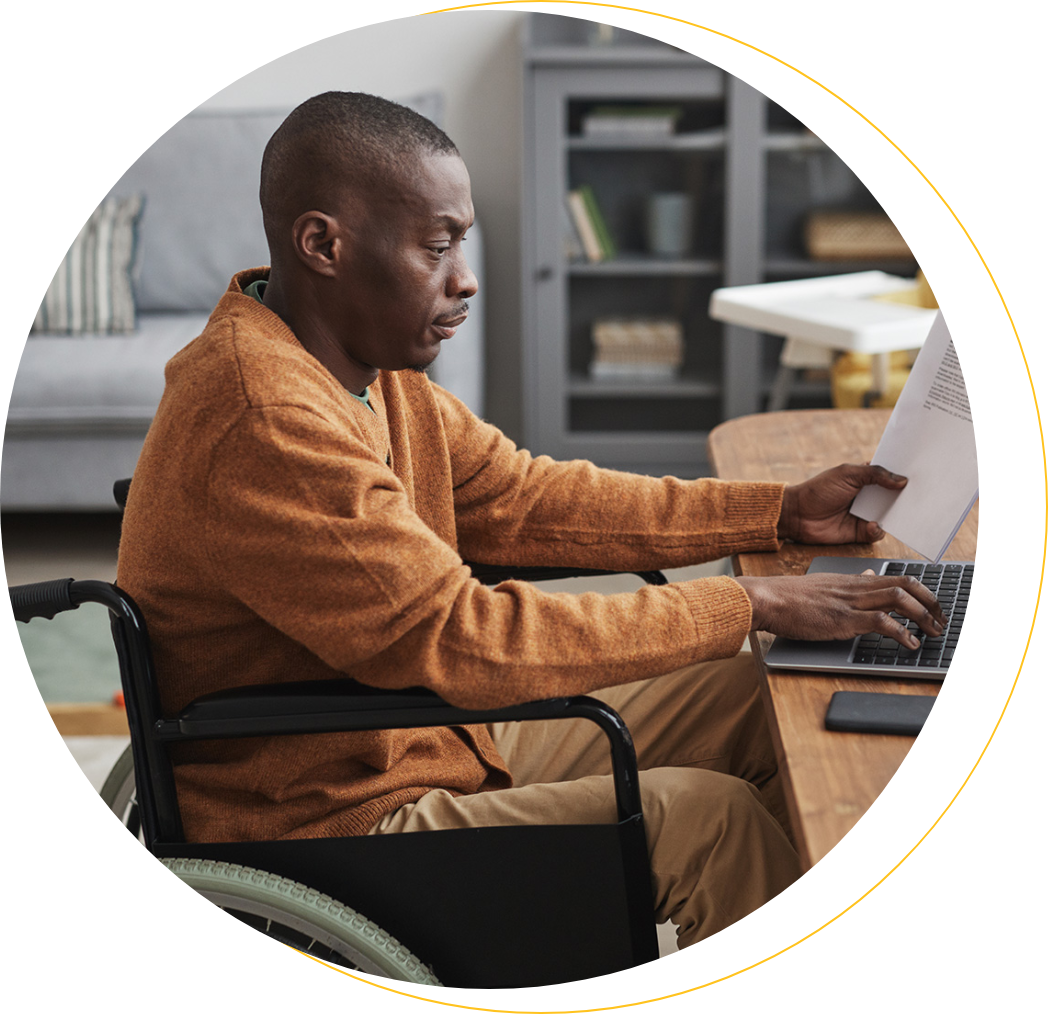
[640,766,764,832]
[639,765,796,878]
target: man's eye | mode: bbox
[431,246,449,256]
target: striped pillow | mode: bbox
[33,193,144,334]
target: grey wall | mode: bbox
[200,11,526,441]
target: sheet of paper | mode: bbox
[851,312,978,561]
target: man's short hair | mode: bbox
[259,91,459,243]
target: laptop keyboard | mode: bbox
[850,561,973,671]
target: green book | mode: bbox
[577,185,617,260]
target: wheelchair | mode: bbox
[12,483,670,988]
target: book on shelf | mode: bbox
[560,200,584,262]
[589,317,684,380]
[582,105,684,138]
[566,186,616,262]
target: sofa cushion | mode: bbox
[9,313,210,428]
[33,193,144,334]
[107,110,287,314]
[105,93,447,315]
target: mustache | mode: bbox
[434,302,470,324]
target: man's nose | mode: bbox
[448,250,478,299]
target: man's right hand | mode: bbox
[734,573,946,649]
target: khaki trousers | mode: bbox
[368,655,802,947]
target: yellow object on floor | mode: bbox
[870,269,938,310]
[831,350,914,409]
[833,270,938,407]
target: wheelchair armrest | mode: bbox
[162,679,445,734]
[467,562,667,587]
[163,680,604,737]
[157,680,643,824]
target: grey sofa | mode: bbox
[3,98,485,511]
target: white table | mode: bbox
[709,271,937,409]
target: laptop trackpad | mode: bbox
[764,636,855,671]
[764,556,889,672]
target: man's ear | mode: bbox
[291,211,342,277]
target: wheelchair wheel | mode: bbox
[98,743,141,838]
[162,857,441,984]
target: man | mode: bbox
[117,92,944,948]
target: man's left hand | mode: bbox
[777,463,906,545]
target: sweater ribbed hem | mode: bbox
[729,479,788,548]
[673,576,752,659]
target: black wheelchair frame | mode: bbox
[12,507,669,987]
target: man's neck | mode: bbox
[261,272,377,396]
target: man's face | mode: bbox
[333,152,477,375]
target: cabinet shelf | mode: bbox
[764,256,918,276]
[568,373,721,398]
[528,46,715,69]
[567,257,722,277]
[764,132,826,152]
[523,13,909,475]
[567,130,727,152]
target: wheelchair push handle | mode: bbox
[10,578,80,622]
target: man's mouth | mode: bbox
[432,308,469,339]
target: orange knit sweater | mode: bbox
[116,269,786,842]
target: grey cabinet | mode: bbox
[521,15,916,476]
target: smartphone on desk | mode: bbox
[825,690,935,736]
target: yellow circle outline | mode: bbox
[293,3,1045,1009]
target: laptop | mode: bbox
[762,556,973,680]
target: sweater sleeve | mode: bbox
[433,384,785,571]
[203,403,755,708]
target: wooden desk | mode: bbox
[708,409,977,869]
